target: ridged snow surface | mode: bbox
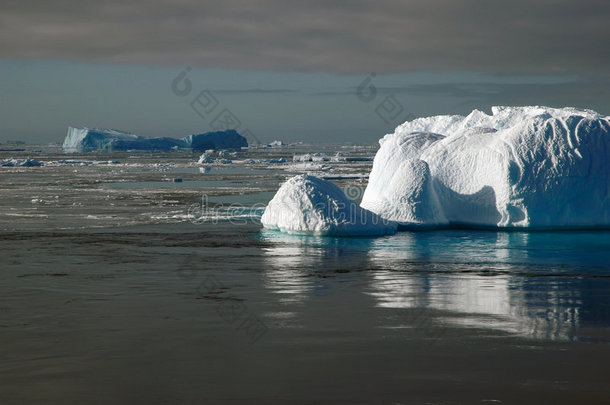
[361,106,610,228]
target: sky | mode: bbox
[1,0,609,144]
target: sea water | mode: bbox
[1,144,609,404]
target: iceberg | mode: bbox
[197,153,214,164]
[62,127,183,152]
[183,130,247,151]
[361,106,610,229]
[261,175,397,236]
[63,127,247,152]
[1,157,43,167]
[293,153,331,162]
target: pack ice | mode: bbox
[261,175,396,236]
[63,127,247,152]
[361,106,610,229]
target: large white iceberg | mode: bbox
[261,175,396,236]
[63,127,247,152]
[361,106,610,229]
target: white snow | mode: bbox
[196,153,233,165]
[261,174,396,236]
[197,153,214,164]
[361,106,610,229]
[285,162,333,172]
[293,153,330,162]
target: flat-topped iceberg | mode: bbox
[261,175,396,236]
[63,127,247,152]
[361,106,610,229]
[183,130,247,151]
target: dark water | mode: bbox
[1,146,610,404]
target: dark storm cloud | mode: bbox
[0,0,609,74]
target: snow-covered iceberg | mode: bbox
[63,127,247,152]
[261,175,397,236]
[361,106,610,229]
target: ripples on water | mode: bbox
[262,230,610,342]
[1,145,610,403]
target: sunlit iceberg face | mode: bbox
[362,106,610,229]
[261,174,396,236]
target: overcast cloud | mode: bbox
[1,0,609,75]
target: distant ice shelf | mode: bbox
[62,127,247,152]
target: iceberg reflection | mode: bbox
[261,230,374,303]
[367,232,581,341]
[260,229,609,342]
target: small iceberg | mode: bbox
[1,158,43,167]
[197,153,214,164]
[261,175,396,236]
[293,153,330,162]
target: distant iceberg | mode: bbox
[183,130,248,151]
[63,127,247,152]
[1,157,43,167]
[261,175,396,236]
[362,106,610,229]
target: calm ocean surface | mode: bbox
[1,145,609,404]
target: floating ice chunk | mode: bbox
[285,162,333,172]
[197,153,233,165]
[293,153,330,162]
[46,159,120,166]
[244,158,286,164]
[331,152,373,162]
[261,174,396,236]
[1,157,43,167]
[362,106,610,228]
[197,153,214,164]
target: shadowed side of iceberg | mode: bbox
[261,175,397,237]
[183,129,248,151]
